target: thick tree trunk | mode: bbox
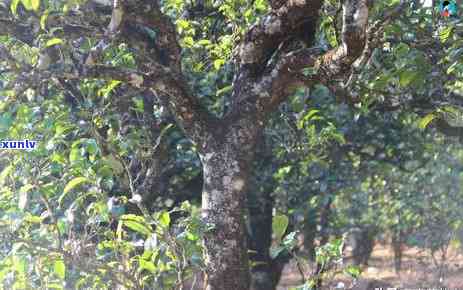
[200,121,259,290]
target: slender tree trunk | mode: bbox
[392,228,404,274]
[246,140,291,290]
[313,195,333,289]
[352,226,376,266]
[303,202,318,261]
[248,189,289,290]
[248,189,274,290]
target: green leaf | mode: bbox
[197,39,211,46]
[24,215,43,223]
[40,9,49,30]
[10,0,20,15]
[132,97,144,112]
[440,26,453,43]
[47,283,64,290]
[398,70,419,87]
[418,113,436,129]
[69,147,80,163]
[387,0,401,5]
[120,215,152,236]
[272,214,289,242]
[54,259,65,280]
[393,43,409,58]
[344,265,361,278]
[123,220,152,236]
[13,255,26,275]
[298,109,321,129]
[63,177,90,194]
[31,0,40,11]
[60,177,91,205]
[120,214,146,223]
[159,211,170,228]
[216,85,232,96]
[45,38,64,47]
[98,80,121,98]
[214,59,225,70]
[139,259,156,273]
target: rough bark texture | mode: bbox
[199,117,262,290]
[201,151,250,290]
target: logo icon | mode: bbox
[440,0,458,17]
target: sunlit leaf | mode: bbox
[59,177,91,205]
[63,177,90,194]
[272,214,289,242]
[45,38,64,47]
[440,26,453,43]
[123,220,152,236]
[54,260,65,280]
[344,265,361,278]
[31,0,40,11]
[159,211,170,228]
[40,9,49,30]
[418,113,436,129]
[139,259,156,273]
[10,0,20,15]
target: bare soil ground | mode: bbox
[277,243,463,290]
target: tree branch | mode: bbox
[0,0,218,148]
[108,0,217,148]
[258,0,405,112]
[228,0,323,115]
[0,6,105,44]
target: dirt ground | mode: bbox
[277,243,463,290]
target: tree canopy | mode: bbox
[1,0,463,289]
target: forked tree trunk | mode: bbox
[199,120,260,290]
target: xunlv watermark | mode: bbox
[0,140,37,150]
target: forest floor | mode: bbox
[277,243,463,290]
